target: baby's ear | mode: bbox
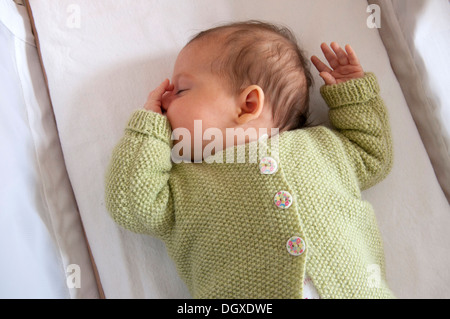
[236,85,265,125]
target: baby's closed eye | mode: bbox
[176,89,188,95]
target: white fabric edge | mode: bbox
[1,0,100,299]
[368,0,450,202]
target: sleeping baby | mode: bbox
[105,21,394,299]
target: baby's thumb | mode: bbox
[148,79,170,100]
[320,72,336,85]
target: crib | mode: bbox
[0,0,449,298]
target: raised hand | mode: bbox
[144,79,174,114]
[311,42,364,85]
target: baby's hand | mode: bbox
[144,79,174,114]
[311,42,364,85]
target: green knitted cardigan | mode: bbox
[105,73,394,298]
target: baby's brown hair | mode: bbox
[188,20,313,131]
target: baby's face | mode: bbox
[162,41,240,157]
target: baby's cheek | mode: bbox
[167,111,193,136]
[166,106,185,128]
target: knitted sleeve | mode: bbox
[105,109,174,238]
[320,73,393,190]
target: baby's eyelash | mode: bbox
[176,89,186,95]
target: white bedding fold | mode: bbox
[0,1,98,298]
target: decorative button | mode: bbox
[273,190,293,209]
[259,156,278,175]
[286,236,306,256]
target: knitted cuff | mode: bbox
[320,72,380,109]
[126,109,172,143]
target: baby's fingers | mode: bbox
[311,55,332,74]
[319,72,337,85]
[330,42,349,65]
[320,43,340,69]
[345,44,360,66]
[145,79,173,113]
[148,79,171,101]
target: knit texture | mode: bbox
[105,73,394,298]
